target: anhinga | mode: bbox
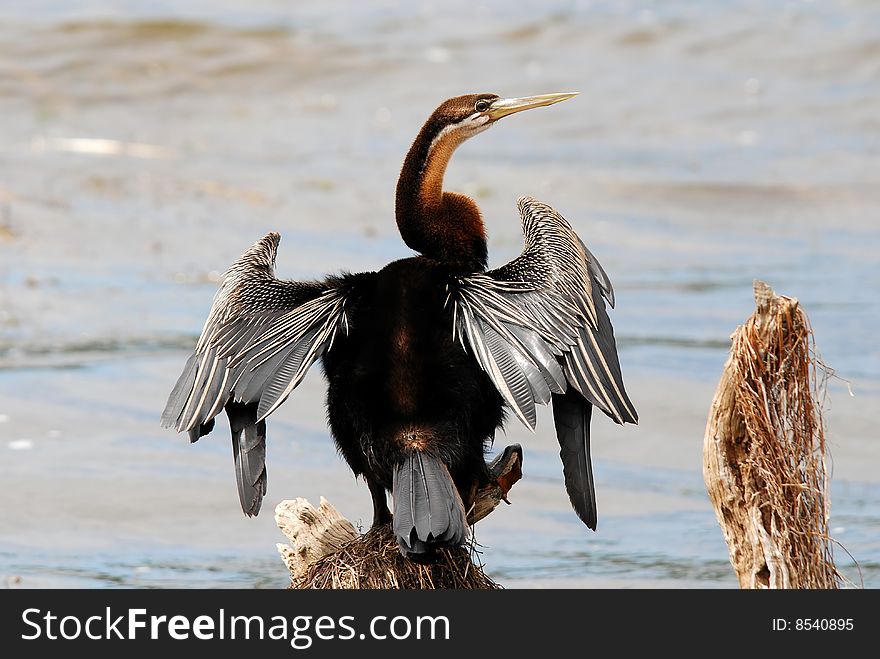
[162,92,638,559]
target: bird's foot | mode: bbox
[467,444,523,524]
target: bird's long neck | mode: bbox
[395,125,487,272]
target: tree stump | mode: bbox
[276,444,522,589]
[703,280,842,588]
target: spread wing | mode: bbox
[449,196,637,528]
[161,231,373,515]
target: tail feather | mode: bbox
[226,401,267,517]
[392,452,467,558]
[552,387,597,530]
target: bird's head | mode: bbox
[422,92,579,148]
[396,91,578,268]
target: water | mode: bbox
[1,0,878,589]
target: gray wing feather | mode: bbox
[257,329,323,419]
[227,402,267,517]
[451,196,637,427]
[581,238,615,308]
[161,352,200,428]
[482,321,539,427]
[162,232,365,434]
[449,196,635,532]
[161,232,372,517]
[507,324,567,395]
[552,388,597,530]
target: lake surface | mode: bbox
[1,0,878,589]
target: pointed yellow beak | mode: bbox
[485,92,579,121]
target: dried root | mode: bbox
[703,280,847,588]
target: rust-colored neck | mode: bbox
[395,121,487,272]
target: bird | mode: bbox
[161,92,638,560]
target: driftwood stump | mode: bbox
[276,445,522,589]
[703,280,842,588]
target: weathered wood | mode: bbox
[703,280,841,588]
[275,497,359,582]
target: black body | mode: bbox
[322,258,504,526]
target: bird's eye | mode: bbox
[475,99,490,113]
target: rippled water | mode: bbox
[1,1,878,588]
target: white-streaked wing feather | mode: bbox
[450,196,637,426]
[161,232,370,434]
